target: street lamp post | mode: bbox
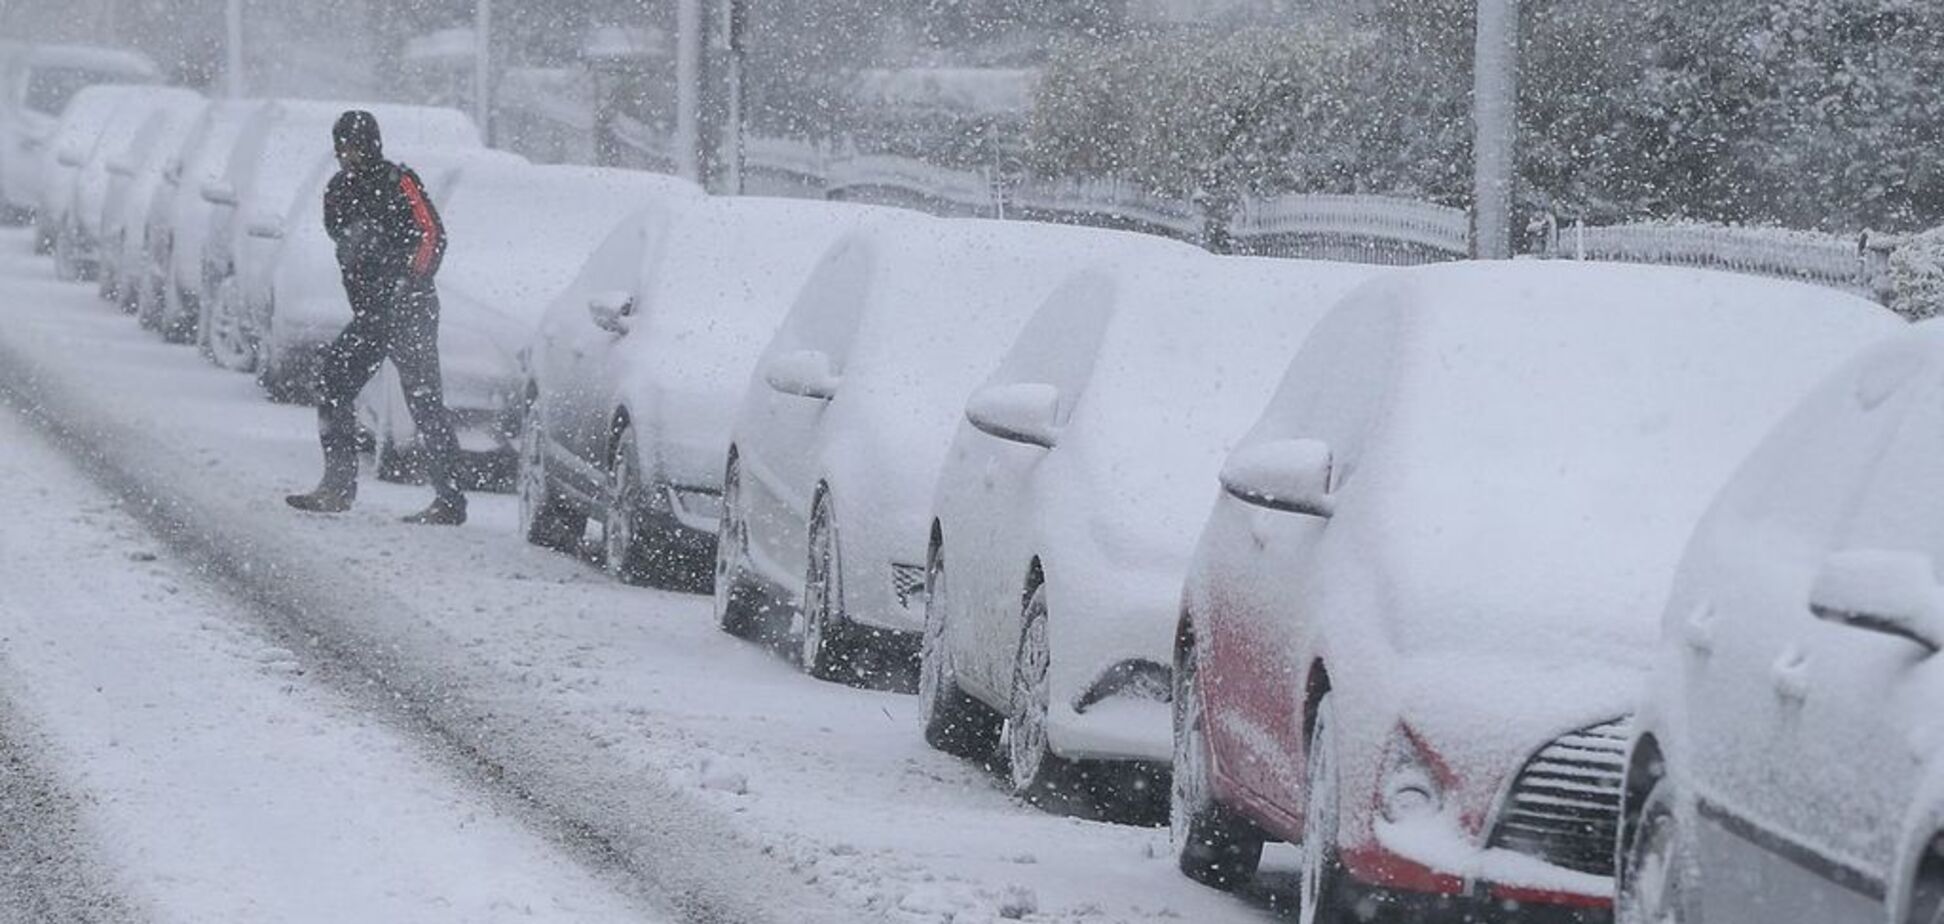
[1472,0,1519,259]
[225,0,245,98]
[474,0,492,145]
[675,0,704,183]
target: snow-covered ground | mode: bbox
[0,225,1299,922]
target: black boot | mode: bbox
[289,406,360,513]
[401,495,466,526]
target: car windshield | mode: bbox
[24,67,121,114]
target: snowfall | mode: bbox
[0,226,1305,923]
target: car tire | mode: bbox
[1172,626,1265,890]
[1618,776,1697,924]
[202,274,256,372]
[799,493,862,682]
[917,542,1004,760]
[52,224,80,281]
[1299,693,1356,924]
[713,453,773,640]
[1006,584,1076,803]
[517,405,586,552]
[604,422,656,585]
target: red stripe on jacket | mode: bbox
[400,173,439,275]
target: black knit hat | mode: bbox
[333,110,382,158]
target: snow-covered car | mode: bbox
[255,145,529,403]
[142,99,255,342]
[31,83,151,261]
[198,99,481,372]
[97,95,208,309]
[1613,322,1944,924]
[0,43,157,227]
[919,252,1380,804]
[357,163,700,488]
[522,195,902,588]
[715,217,1200,685]
[1169,263,1899,917]
[60,86,202,287]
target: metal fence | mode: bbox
[1538,220,1893,302]
[493,92,1928,304]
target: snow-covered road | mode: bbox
[0,402,665,922]
[0,227,1300,923]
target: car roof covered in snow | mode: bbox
[23,44,159,78]
[437,164,697,327]
[1266,260,1902,661]
[1024,253,1385,567]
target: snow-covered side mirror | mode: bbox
[245,212,283,240]
[1810,549,1944,654]
[966,382,1061,450]
[56,144,83,168]
[1220,438,1336,519]
[588,290,635,335]
[765,349,841,401]
[200,179,236,206]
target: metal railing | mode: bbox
[1233,193,1472,264]
[1541,220,1892,302]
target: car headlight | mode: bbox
[1379,725,1446,823]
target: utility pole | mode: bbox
[720,0,746,195]
[473,0,492,145]
[674,0,703,183]
[1471,0,1519,259]
[225,0,245,98]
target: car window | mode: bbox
[25,68,115,115]
[1835,367,1944,566]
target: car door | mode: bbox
[547,212,661,481]
[1682,351,1936,924]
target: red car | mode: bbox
[1170,262,1898,921]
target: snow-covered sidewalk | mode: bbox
[0,402,666,922]
[0,227,1293,923]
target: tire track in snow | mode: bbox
[0,312,867,924]
[0,691,143,924]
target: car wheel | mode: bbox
[1006,584,1075,802]
[799,494,860,681]
[918,542,1004,759]
[1299,693,1358,924]
[714,453,773,639]
[162,284,196,344]
[1618,777,1696,924]
[202,274,256,371]
[52,224,79,281]
[604,422,654,584]
[517,404,586,551]
[1172,626,1264,890]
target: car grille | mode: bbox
[891,563,926,610]
[1487,717,1631,877]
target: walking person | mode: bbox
[286,110,467,525]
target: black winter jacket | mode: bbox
[323,160,446,281]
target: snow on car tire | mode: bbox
[918,541,1003,760]
[1618,778,1697,924]
[1171,625,1263,890]
[713,453,774,641]
[603,423,655,585]
[799,494,859,682]
[517,404,585,552]
[1006,584,1076,803]
[202,274,256,372]
[1299,693,1355,924]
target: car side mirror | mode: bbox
[764,349,840,401]
[56,144,83,168]
[1810,549,1944,654]
[588,290,635,335]
[1220,438,1336,518]
[965,382,1061,449]
[245,212,283,240]
[201,179,237,206]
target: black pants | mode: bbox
[314,273,463,505]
